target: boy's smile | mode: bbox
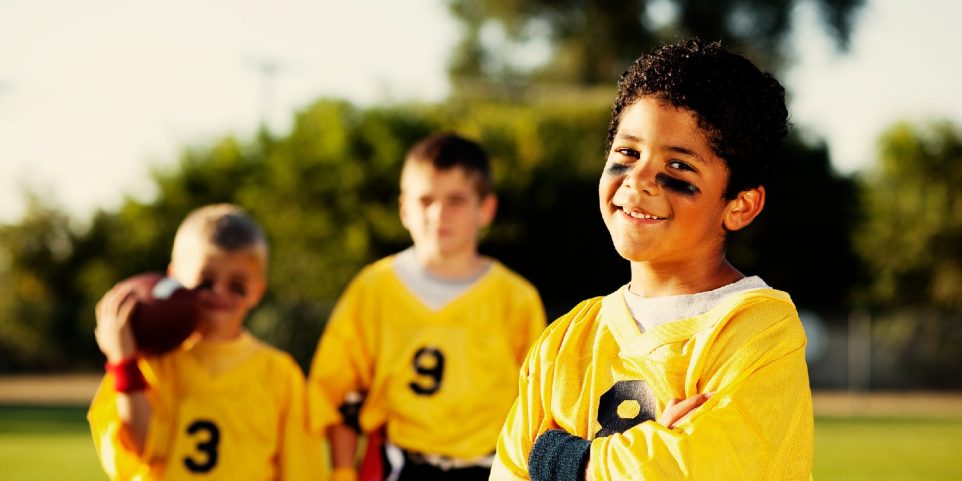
[599,96,739,278]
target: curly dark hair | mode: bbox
[605,39,788,199]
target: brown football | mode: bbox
[121,272,200,355]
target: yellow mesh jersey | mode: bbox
[88,332,326,481]
[492,286,813,481]
[308,256,546,459]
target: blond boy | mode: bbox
[88,204,324,481]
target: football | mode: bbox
[120,272,200,355]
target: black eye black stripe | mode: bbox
[655,173,699,195]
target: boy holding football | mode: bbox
[88,204,324,481]
[308,133,546,481]
[491,40,814,481]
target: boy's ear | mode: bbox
[723,186,765,231]
[479,193,498,227]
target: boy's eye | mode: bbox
[604,147,638,176]
[229,282,248,297]
[196,278,215,291]
[667,160,695,172]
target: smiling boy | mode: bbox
[491,40,813,481]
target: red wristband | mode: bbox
[105,357,148,393]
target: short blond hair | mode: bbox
[171,204,267,261]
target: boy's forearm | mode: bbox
[532,381,809,481]
[326,422,360,469]
[584,364,811,480]
[116,391,152,454]
[529,391,710,481]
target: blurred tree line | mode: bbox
[1,0,958,388]
[445,0,863,88]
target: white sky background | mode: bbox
[1,0,961,224]
[784,0,962,174]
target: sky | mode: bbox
[2,0,961,224]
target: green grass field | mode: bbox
[2,404,961,481]
[0,404,103,481]
[814,415,962,481]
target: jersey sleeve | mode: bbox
[276,356,329,481]
[513,282,548,364]
[491,301,592,481]
[307,274,375,433]
[587,311,813,480]
[490,351,541,481]
[88,376,147,481]
[87,361,172,481]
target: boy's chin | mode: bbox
[196,312,245,337]
[611,242,649,263]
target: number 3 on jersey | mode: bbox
[184,419,220,473]
[409,347,444,395]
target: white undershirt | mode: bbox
[624,276,769,332]
[392,248,491,311]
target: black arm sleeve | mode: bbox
[528,429,592,481]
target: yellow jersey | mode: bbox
[491,286,813,481]
[308,255,546,460]
[88,332,325,481]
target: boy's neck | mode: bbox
[412,246,486,280]
[628,258,744,298]
[196,320,245,342]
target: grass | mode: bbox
[1,405,961,480]
[0,404,104,481]
[813,415,962,481]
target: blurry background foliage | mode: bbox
[445,0,863,88]
[1,0,959,388]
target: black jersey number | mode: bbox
[408,347,445,396]
[595,380,656,437]
[184,419,220,473]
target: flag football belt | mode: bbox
[385,441,494,471]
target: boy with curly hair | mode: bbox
[491,39,813,481]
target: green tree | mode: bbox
[0,97,862,370]
[852,120,962,388]
[856,121,962,311]
[445,0,865,88]
[0,196,91,370]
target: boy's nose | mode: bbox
[428,201,453,223]
[206,281,231,298]
[623,158,661,195]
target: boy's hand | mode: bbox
[331,467,358,481]
[658,392,713,428]
[94,283,140,363]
